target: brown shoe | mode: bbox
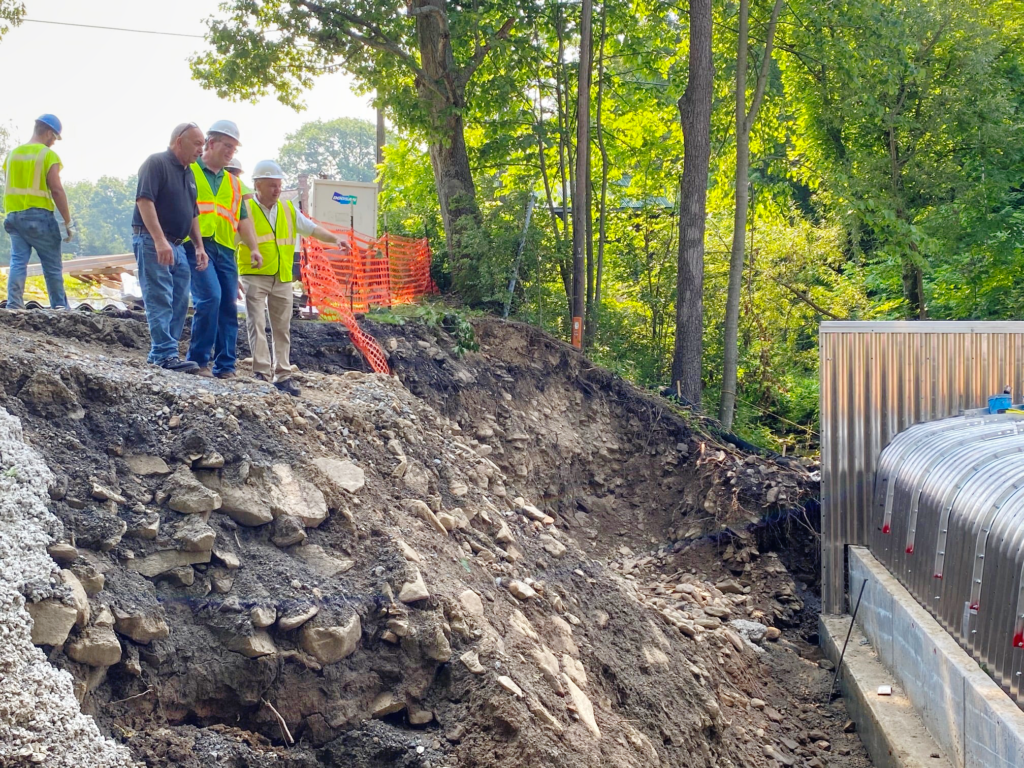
[215,370,238,380]
[195,366,214,378]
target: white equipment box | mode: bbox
[308,179,378,238]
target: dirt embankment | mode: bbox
[0,309,863,768]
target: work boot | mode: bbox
[252,372,269,382]
[158,357,199,374]
[195,365,214,379]
[215,370,238,380]
[274,378,301,398]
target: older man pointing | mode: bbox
[238,159,343,397]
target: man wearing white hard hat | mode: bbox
[238,159,344,397]
[224,158,254,202]
[3,114,75,309]
[184,120,261,379]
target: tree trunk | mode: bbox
[426,116,477,288]
[551,3,573,318]
[719,0,783,429]
[594,3,609,342]
[902,254,927,319]
[412,0,481,300]
[719,0,751,430]
[671,0,713,408]
[571,0,593,349]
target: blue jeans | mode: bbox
[133,233,191,363]
[185,238,239,374]
[4,208,67,309]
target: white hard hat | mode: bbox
[208,119,241,144]
[252,159,285,180]
[225,158,244,173]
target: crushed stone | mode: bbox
[0,407,138,767]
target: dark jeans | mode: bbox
[133,233,190,363]
[185,238,239,374]
[4,208,67,309]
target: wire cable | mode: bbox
[21,18,204,39]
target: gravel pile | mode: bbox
[0,407,137,767]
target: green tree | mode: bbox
[781,0,1024,319]
[278,118,377,186]
[191,0,530,303]
[62,176,136,257]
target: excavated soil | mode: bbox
[0,308,867,768]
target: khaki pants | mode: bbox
[241,274,293,383]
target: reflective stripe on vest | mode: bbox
[3,145,55,212]
[191,163,242,250]
[237,199,298,282]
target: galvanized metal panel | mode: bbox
[820,321,1024,613]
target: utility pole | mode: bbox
[571,0,593,349]
[376,104,386,195]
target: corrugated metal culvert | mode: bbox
[819,321,1024,613]
[874,412,1024,702]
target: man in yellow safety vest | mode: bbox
[185,120,262,379]
[237,159,344,397]
[3,114,75,309]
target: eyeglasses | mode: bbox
[173,122,200,141]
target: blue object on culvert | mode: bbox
[989,394,1012,413]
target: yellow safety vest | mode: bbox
[237,199,298,282]
[3,143,60,213]
[191,163,242,250]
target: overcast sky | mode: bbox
[0,0,373,182]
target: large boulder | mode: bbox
[290,545,354,577]
[216,481,274,527]
[128,549,211,578]
[60,569,91,628]
[271,515,307,548]
[223,630,277,659]
[268,464,328,527]
[199,464,328,528]
[112,607,169,644]
[313,458,366,493]
[300,614,361,664]
[66,626,122,667]
[174,517,217,552]
[163,467,221,515]
[125,454,171,476]
[27,598,78,646]
[17,371,84,420]
[399,570,430,603]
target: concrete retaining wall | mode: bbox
[847,546,1024,768]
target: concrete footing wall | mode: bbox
[845,546,1024,768]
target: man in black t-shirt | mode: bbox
[131,123,209,373]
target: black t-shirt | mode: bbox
[131,149,199,241]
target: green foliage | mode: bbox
[369,301,480,357]
[278,118,377,186]
[0,1,23,37]
[781,0,1024,318]
[62,176,136,257]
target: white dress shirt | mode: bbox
[251,198,318,238]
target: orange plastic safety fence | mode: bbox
[300,222,437,375]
